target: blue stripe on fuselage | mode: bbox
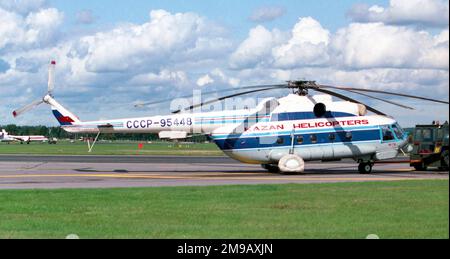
[212,125,378,139]
[213,129,380,151]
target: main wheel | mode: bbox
[440,151,449,171]
[413,162,427,171]
[358,162,373,174]
[278,154,305,174]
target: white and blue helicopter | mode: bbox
[13,61,449,174]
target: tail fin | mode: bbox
[51,107,80,125]
[44,95,81,126]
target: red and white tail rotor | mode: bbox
[13,60,56,118]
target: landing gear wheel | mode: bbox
[358,162,373,174]
[440,151,449,171]
[413,162,427,171]
[261,164,280,173]
[278,154,305,175]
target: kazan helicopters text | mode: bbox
[13,61,449,174]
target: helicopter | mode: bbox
[13,61,449,174]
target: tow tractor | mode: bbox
[410,121,449,171]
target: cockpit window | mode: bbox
[381,125,395,141]
[391,123,405,139]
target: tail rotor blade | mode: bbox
[12,99,44,117]
[48,61,56,94]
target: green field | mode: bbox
[0,180,448,239]
[0,141,223,156]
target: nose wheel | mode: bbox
[358,162,373,174]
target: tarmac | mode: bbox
[0,155,447,190]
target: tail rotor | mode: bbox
[12,61,57,118]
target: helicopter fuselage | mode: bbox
[52,94,409,165]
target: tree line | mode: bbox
[0,124,209,142]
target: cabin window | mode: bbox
[345,132,353,140]
[276,137,284,145]
[297,135,304,144]
[310,134,318,144]
[328,133,336,141]
[381,125,395,141]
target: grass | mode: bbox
[0,141,223,156]
[0,180,448,239]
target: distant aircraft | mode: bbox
[0,129,50,144]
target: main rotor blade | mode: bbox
[311,87,387,116]
[172,87,282,114]
[135,84,287,107]
[341,89,415,110]
[319,84,449,105]
[12,99,44,117]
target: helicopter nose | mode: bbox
[397,137,411,151]
[405,144,414,153]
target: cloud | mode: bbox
[0,7,64,51]
[231,16,448,71]
[249,6,286,22]
[348,0,449,28]
[272,17,330,68]
[1,9,236,125]
[0,0,47,15]
[76,9,96,25]
[83,10,231,73]
[229,17,330,69]
[229,25,286,69]
[210,68,241,87]
[129,70,189,87]
[196,74,214,87]
[332,23,449,70]
[195,69,242,88]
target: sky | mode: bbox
[0,0,448,127]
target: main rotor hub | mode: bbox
[287,80,318,96]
